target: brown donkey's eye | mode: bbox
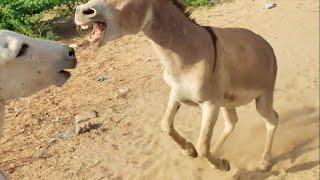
[16,43,29,58]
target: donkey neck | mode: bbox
[142,1,213,67]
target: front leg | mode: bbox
[0,100,4,138]
[197,102,230,171]
[161,90,197,157]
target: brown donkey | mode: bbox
[75,0,278,172]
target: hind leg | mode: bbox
[256,93,279,171]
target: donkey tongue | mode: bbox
[89,26,103,42]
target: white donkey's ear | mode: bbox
[0,45,15,65]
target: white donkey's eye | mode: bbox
[16,43,29,58]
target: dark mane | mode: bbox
[170,0,200,26]
[170,0,218,72]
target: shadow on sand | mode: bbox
[236,107,319,180]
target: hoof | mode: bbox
[217,158,231,171]
[182,142,198,158]
[206,154,231,171]
[257,160,273,172]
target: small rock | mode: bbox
[70,39,90,49]
[263,2,276,9]
[144,59,152,63]
[125,122,132,127]
[108,67,116,71]
[94,160,101,165]
[118,87,130,98]
[75,111,98,123]
[75,110,100,135]
[77,123,100,134]
[69,43,78,49]
[98,75,108,82]
[39,150,52,159]
[58,131,71,140]
[122,132,130,136]
[111,144,119,150]
[14,107,21,117]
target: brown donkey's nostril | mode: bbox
[69,48,75,57]
[83,8,95,15]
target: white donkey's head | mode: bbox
[0,30,77,100]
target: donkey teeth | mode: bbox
[81,25,89,30]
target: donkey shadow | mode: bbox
[236,106,319,180]
[236,138,319,180]
[236,160,319,180]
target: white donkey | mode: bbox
[0,30,77,138]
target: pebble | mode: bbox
[98,75,108,82]
[118,87,130,98]
[75,110,99,135]
[263,2,277,9]
[59,131,71,140]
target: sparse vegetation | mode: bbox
[183,0,234,7]
[0,0,88,38]
[183,0,212,6]
[0,0,229,38]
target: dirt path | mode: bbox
[0,0,319,179]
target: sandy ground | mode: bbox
[0,0,319,179]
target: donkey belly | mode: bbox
[220,89,262,108]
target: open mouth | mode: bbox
[55,70,72,87]
[54,53,77,87]
[80,21,106,43]
[58,58,77,78]
[56,59,77,87]
[58,70,71,77]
